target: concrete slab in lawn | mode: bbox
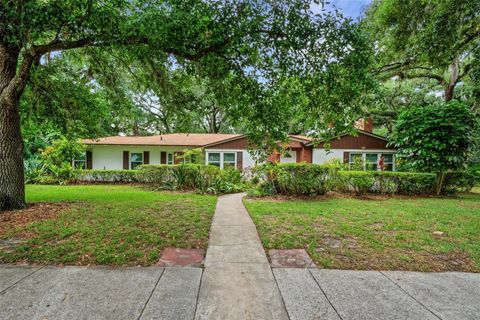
[273,268,340,320]
[0,265,40,292]
[310,269,439,320]
[384,271,480,320]
[0,266,163,320]
[269,249,316,268]
[140,267,202,320]
[195,262,288,320]
[156,248,205,267]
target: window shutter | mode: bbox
[86,151,93,170]
[343,152,350,164]
[123,151,129,169]
[160,151,167,164]
[236,152,243,171]
[143,151,150,165]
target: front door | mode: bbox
[280,149,297,163]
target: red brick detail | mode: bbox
[156,248,205,267]
[296,146,313,163]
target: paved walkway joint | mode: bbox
[194,193,289,320]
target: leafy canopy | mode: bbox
[389,101,478,173]
[3,0,374,152]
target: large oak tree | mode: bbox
[1,0,372,211]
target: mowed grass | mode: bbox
[0,185,216,266]
[244,188,480,272]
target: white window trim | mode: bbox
[130,152,143,170]
[349,152,395,171]
[206,151,237,169]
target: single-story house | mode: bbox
[81,126,397,171]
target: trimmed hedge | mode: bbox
[252,163,474,196]
[78,170,140,183]
[253,163,338,196]
[337,171,437,195]
[79,164,244,194]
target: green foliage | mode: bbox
[364,0,480,106]
[250,163,471,196]
[337,171,376,195]
[41,138,85,167]
[25,138,85,184]
[178,148,204,164]
[253,163,339,196]
[78,170,140,183]
[79,165,244,194]
[390,101,477,175]
[338,171,437,195]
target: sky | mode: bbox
[312,0,373,20]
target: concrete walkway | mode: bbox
[194,192,289,319]
[1,193,479,319]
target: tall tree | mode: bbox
[364,0,480,104]
[1,0,372,210]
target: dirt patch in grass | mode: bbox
[0,202,71,237]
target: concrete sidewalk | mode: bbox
[1,193,479,319]
[194,192,288,320]
[1,265,479,320]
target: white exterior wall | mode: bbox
[90,145,184,170]
[204,148,257,170]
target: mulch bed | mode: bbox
[0,202,71,237]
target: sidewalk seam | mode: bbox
[136,268,165,320]
[271,268,292,320]
[192,268,204,319]
[0,266,44,296]
[379,271,443,320]
[308,268,344,320]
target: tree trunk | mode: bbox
[445,59,459,102]
[0,48,26,211]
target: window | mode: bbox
[223,153,236,169]
[365,153,378,171]
[167,153,173,165]
[73,153,86,170]
[207,153,221,167]
[130,153,143,169]
[349,153,363,170]
[349,152,395,171]
[380,154,394,171]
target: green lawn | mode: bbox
[244,189,480,272]
[0,185,217,266]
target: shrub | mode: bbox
[442,171,476,194]
[337,171,376,195]
[80,164,246,194]
[252,163,337,195]
[78,170,140,183]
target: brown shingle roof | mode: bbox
[82,133,242,147]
